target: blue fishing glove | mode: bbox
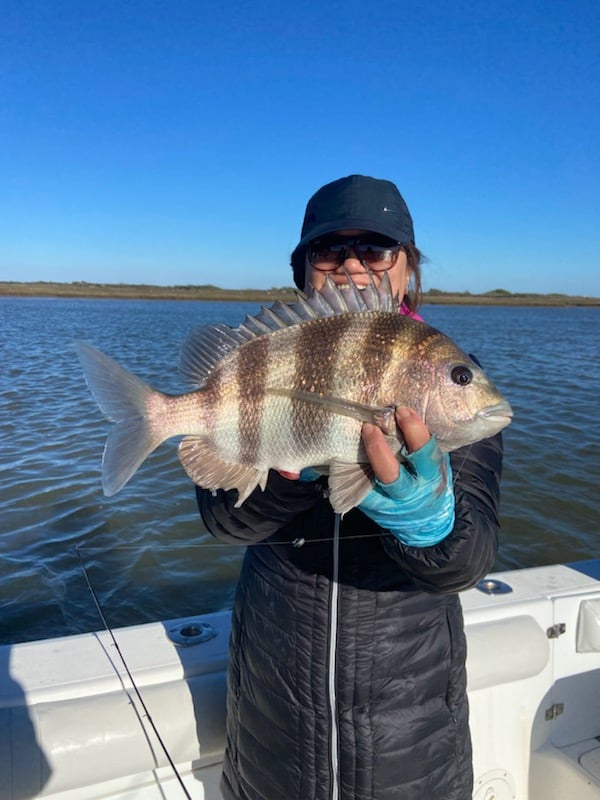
[298,467,321,482]
[358,436,455,547]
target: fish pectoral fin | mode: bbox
[178,436,268,506]
[266,388,397,433]
[327,461,375,516]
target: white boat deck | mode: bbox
[2,559,600,799]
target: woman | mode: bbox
[197,175,503,800]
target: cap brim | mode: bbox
[297,217,412,249]
[291,217,414,270]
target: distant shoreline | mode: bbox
[1,281,598,306]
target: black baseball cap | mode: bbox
[290,174,415,289]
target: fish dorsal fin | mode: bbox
[179,271,398,387]
[180,324,250,386]
[313,269,396,314]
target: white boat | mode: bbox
[2,558,600,800]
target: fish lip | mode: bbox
[477,401,514,422]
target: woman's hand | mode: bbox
[361,407,431,482]
[358,407,455,547]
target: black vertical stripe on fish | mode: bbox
[236,334,270,466]
[351,314,402,405]
[291,314,355,453]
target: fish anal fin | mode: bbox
[178,436,268,506]
[328,461,375,516]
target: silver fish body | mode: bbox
[76,277,512,514]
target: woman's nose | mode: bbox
[339,248,366,270]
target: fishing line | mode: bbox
[77,448,472,556]
[74,528,390,552]
[75,546,193,800]
[449,443,475,488]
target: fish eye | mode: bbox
[451,365,473,386]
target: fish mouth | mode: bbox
[477,400,514,424]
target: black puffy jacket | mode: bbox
[198,433,502,800]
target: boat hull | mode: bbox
[3,560,600,800]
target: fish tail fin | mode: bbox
[74,341,167,495]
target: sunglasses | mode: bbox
[307,236,403,272]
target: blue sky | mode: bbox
[2,0,599,295]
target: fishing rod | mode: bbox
[75,546,193,800]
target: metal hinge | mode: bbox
[547,623,566,639]
[545,703,565,721]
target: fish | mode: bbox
[75,274,512,514]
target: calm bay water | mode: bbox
[0,297,598,644]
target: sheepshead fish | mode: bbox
[75,275,512,514]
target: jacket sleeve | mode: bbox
[197,470,325,544]
[382,432,503,593]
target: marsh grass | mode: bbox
[1,281,598,306]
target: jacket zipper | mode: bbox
[327,512,341,800]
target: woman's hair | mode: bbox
[403,242,425,312]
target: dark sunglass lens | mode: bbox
[309,237,401,270]
[309,242,342,269]
[310,244,338,263]
[356,244,398,264]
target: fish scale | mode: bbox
[75,274,512,514]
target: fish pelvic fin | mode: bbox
[179,436,269,505]
[328,462,375,516]
[75,341,168,496]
